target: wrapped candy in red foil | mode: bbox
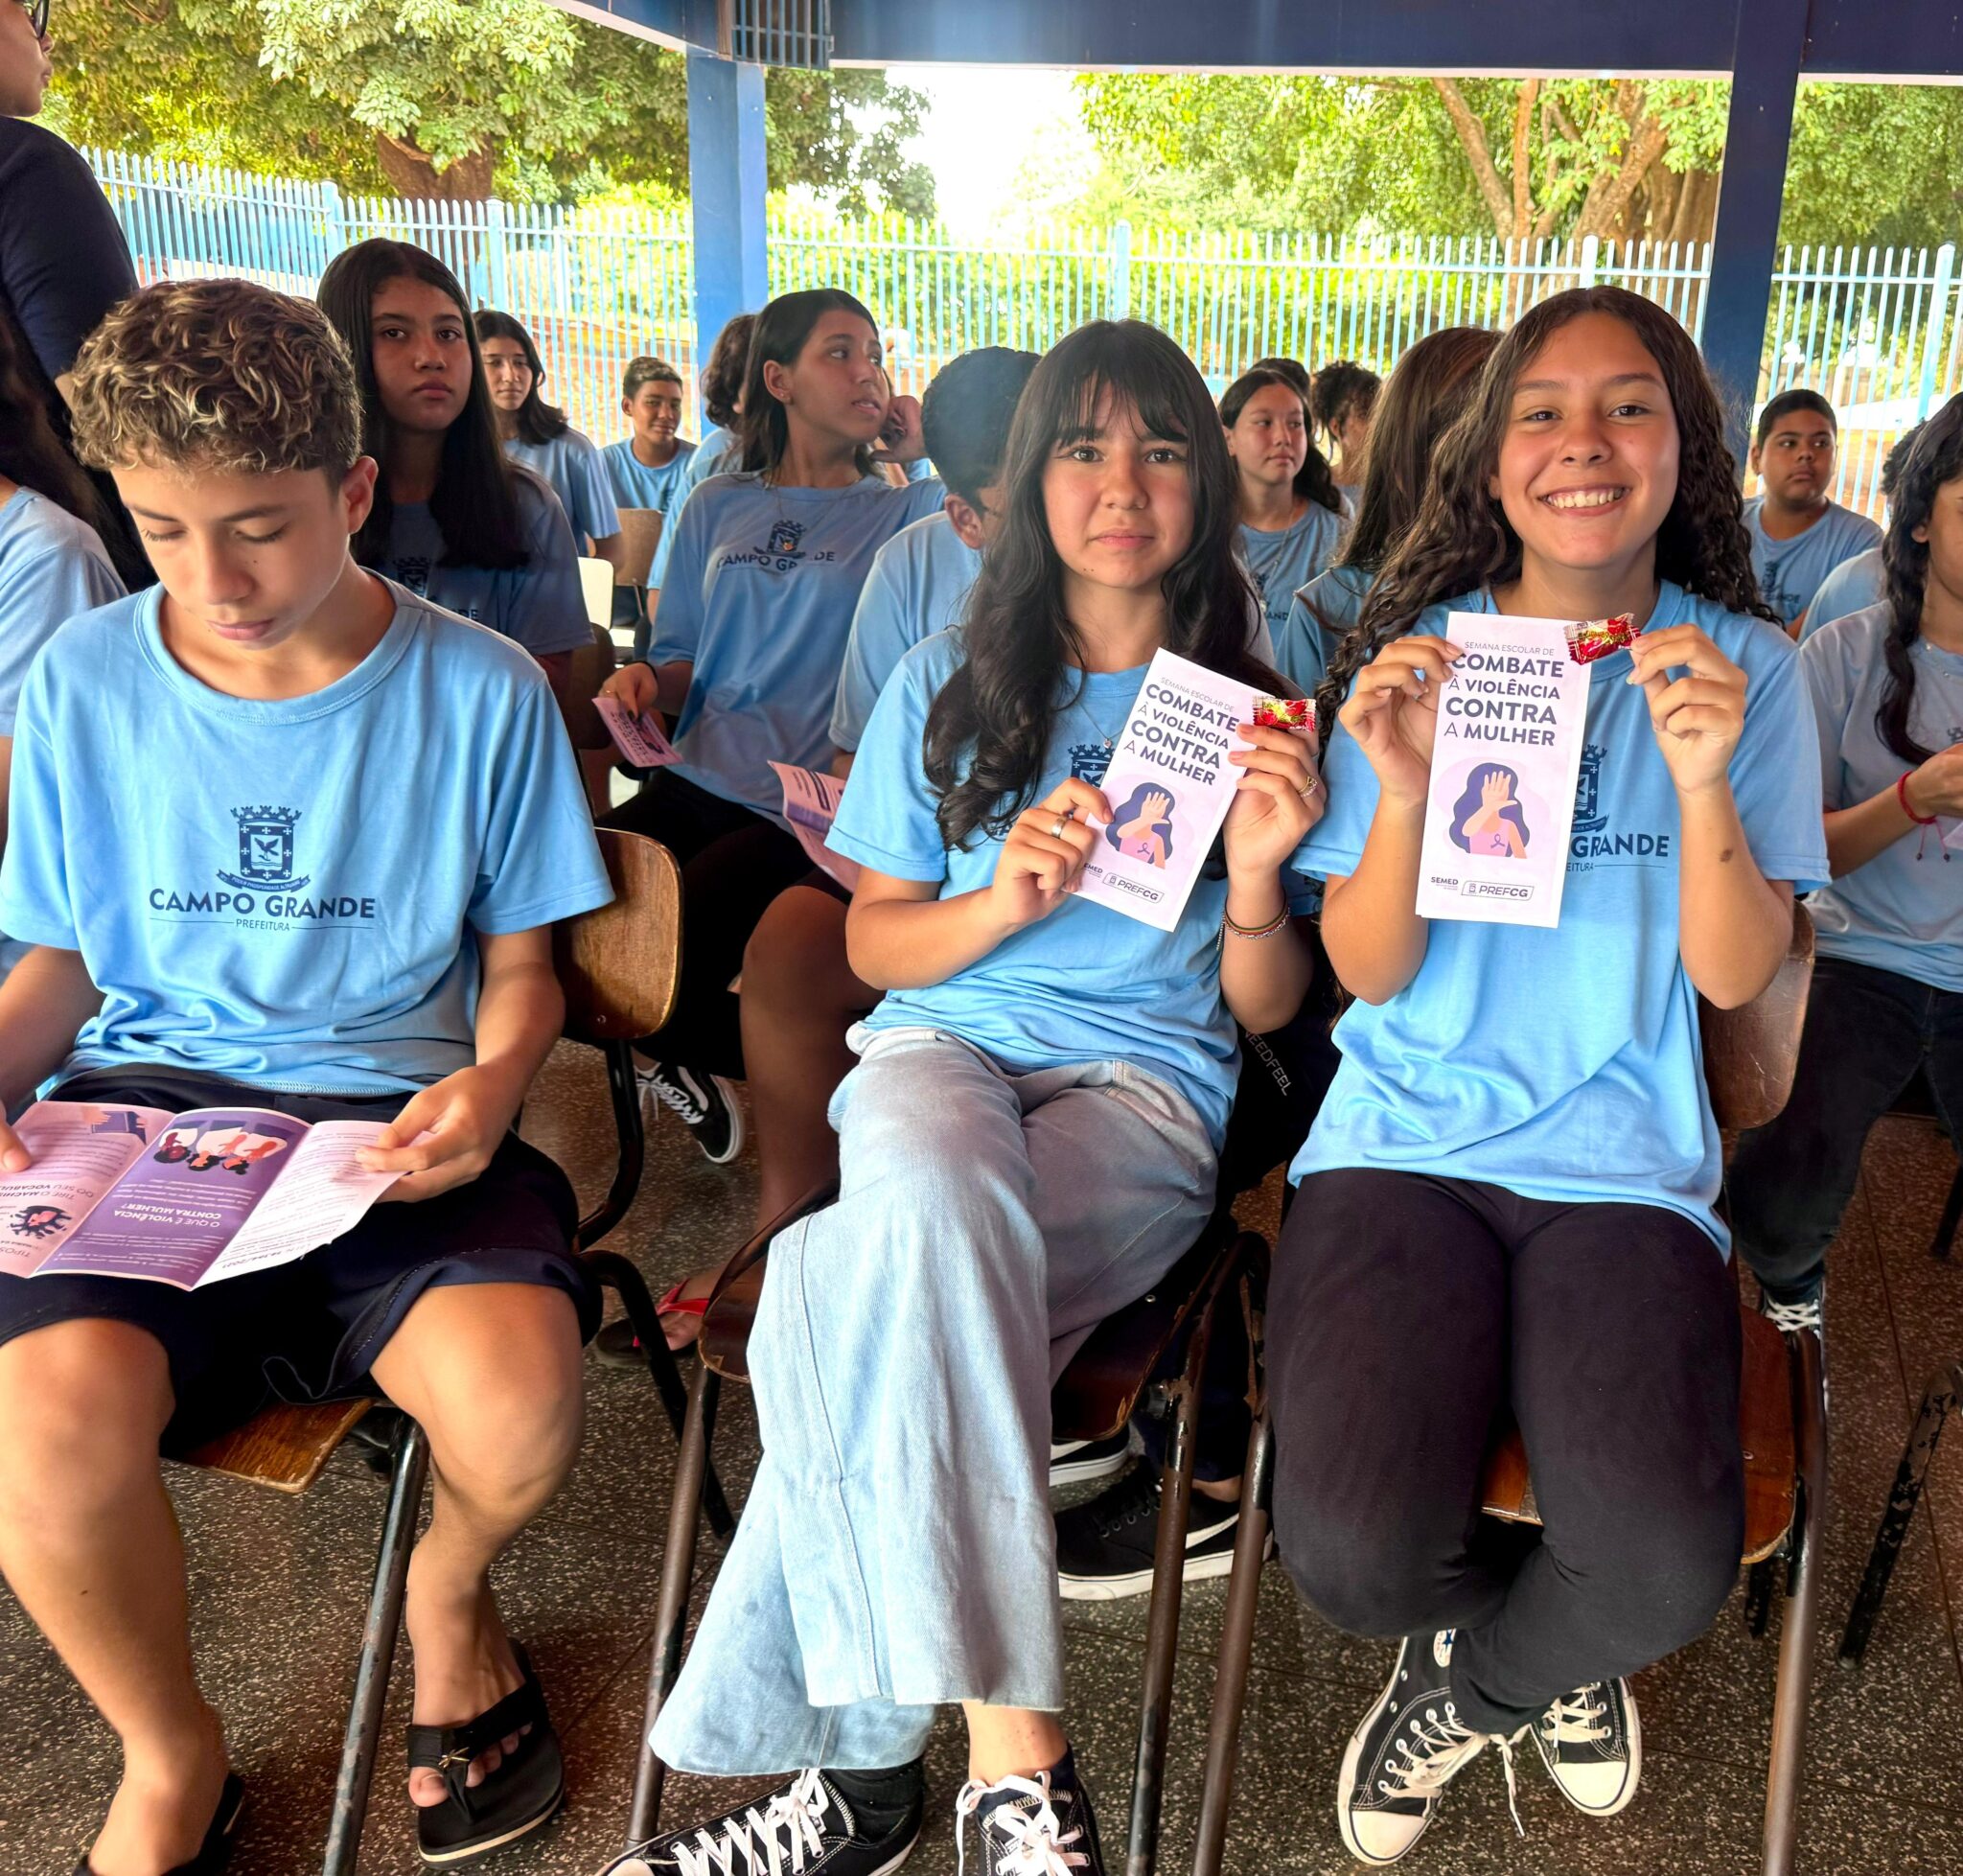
[1254,694,1313,730]
[1563,613,1638,665]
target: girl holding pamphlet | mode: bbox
[474,309,624,570]
[595,289,945,1167]
[1284,326,1500,690]
[1283,286,1828,1864]
[1728,398,1963,1332]
[315,243,592,700]
[1220,364,1347,650]
[612,320,1321,1876]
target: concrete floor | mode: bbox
[4,1041,1960,1876]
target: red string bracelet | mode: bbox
[1899,773,1937,826]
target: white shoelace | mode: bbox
[638,1066,703,1121]
[1377,1707,1526,1840]
[954,1772,1090,1875]
[626,1767,834,1876]
[1761,1295,1823,1335]
[1539,1688,1610,1751]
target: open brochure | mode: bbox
[1414,613,1590,929]
[1074,649,1257,933]
[768,761,861,891]
[0,1101,404,1289]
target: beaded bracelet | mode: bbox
[1223,905,1290,940]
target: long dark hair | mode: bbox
[702,312,757,432]
[736,290,882,478]
[1220,367,1344,516]
[1316,288,1773,741]
[925,320,1283,850]
[316,240,528,571]
[1876,397,1963,765]
[473,309,568,446]
[0,312,107,533]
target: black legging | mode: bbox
[1267,1169,1744,1733]
[601,770,811,1079]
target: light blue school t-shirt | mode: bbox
[0,581,614,1095]
[504,428,621,549]
[831,630,1313,1152]
[648,471,947,820]
[1798,546,1885,643]
[378,466,591,660]
[1802,604,1963,991]
[1294,582,1829,1247]
[601,436,699,516]
[829,511,982,753]
[1283,563,1371,695]
[1238,504,1345,657]
[0,487,126,981]
[1744,497,1883,628]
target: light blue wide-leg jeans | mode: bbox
[654,1026,1217,1775]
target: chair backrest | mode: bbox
[563,617,616,753]
[555,827,682,1044]
[616,508,665,587]
[577,555,614,631]
[1698,903,1816,1132]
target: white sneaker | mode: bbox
[1531,1677,1641,1817]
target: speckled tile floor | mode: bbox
[3,1048,1960,1876]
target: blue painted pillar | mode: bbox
[1703,0,1808,473]
[687,47,769,378]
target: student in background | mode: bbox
[602,355,698,516]
[678,310,757,497]
[591,345,1042,1366]
[0,279,612,1876]
[1311,359,1380,502]
[1744,387,1882,632]
[1730,401,1963,1333]
[316,242,591,702]
[1289,288,1824,1864]
[475,309,623,573]
[595,290,941,1167]
[1284,327,1499,691]
[1222,364,1346,651]
[620,319,1319,1876]
[1801,419,1928,641]
[0,311,125,989]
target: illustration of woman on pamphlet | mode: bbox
[152,1125,199,1165]
[9,1205,70,1240]
[1107,784,1178,869]
[1448,762,1532,859]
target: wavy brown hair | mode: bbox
[1,307,108,531]
[925,319,1282,850]
[1875,396,1963,765]
[1220,366,1344,516]
[701,313,757,432]
[1316,288,1773,740]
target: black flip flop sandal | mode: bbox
[406,1645,565,1865]
[77,1772,244,1876]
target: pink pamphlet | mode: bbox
[1415,614,1589,929]
[1074,649,1257,933]
[768,761,861,891]
[596,696,681,770]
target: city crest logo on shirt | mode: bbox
[1070,742,1114,786]
[147,804,380,928]
[1567,744,1674,867]
[720,518,839,575]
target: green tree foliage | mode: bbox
[45,0,934,212]
[1077,73,1962,252]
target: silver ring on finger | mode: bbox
[1050,808,1073,840]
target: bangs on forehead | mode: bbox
[1053,355,1194,448]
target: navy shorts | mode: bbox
[0,1068,601,1451]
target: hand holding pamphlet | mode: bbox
[767,761,860,890]
[1415,613,1592,929]
[596,695,681,771]
[0,1101,404,1289]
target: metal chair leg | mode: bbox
[1839,1360,1963,1664]
[1125,1325,1211,1876]
[1931,1162,1963,1261]
[1762,1329,1827,1876]
[627,1356,721,1849]
[323,1417,430,1876]
[1190,1404,1272,1876]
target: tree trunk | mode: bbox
[1666,168,1721,247]
[1433,77,1516,241]
[375,132,496,201]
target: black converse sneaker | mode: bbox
[1054,1465,1253,1601]
[604,1767,920,1875]
[1049,1431,1131,1487]
[637,1061,746,1165]
[1531,1678,1640,1817]
[1338,1631,1492,1864]
[956,1753,1103,1874]
[1757,1274,1824,1337]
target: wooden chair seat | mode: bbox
[183,1399,373,1495]
[1478,1304,1796,1564]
